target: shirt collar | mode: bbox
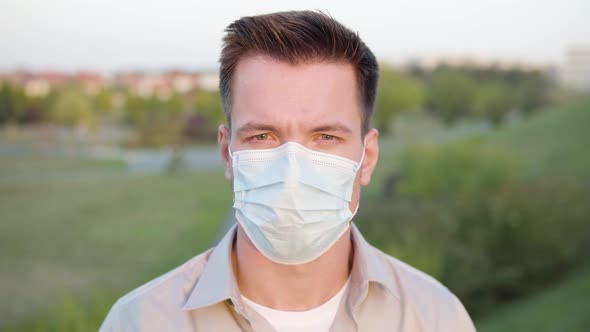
[348,223,401,307]
[183,223,240,311]
[182,222,399,312]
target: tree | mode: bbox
[517,70,551,113]
[194,89,224,126]
[374,66,425,134]
[428,68,476,124]
[122,92,187,147]
[49,88,96,130]
[472,81,517,126]
[0,84,15,124]
[93,88,113,113]
[0,84,51,124]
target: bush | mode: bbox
[396,141,519,198]
[445,178,590,313]
[358,142,590,316]
[49,88,96,130]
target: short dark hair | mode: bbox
[219,10,379,135]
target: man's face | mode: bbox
[219,55,379,212]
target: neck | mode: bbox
[232,225,353,311]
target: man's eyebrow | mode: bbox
[235,122,354,136]
[310,123,353,134]
[235,122,279,135]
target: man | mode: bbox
[101,10,475,332]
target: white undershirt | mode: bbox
[241,278,350,332]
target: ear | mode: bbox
[218,124,233,181]
[359,128,379,186]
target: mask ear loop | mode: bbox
[227,144,233,160]
[356,140,367,172]
[350,140,367,219]
[359,147,366,166]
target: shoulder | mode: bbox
[99,249,212,331]
[375,248,451,305]
[372,247,475,331]
[118,248,212,309]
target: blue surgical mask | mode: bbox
[229,142,364,265]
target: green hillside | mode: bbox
[477,264,590,332]
[486,97,590,178]
[476,97,590,330]
[359,97,590,328]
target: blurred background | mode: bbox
[1,0,589,331]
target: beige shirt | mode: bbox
[100,223,476,332]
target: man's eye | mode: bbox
[254,133,269,140]
[321,134,335,141]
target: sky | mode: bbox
[0,0,589,73]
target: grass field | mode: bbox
[477,263,590,332]
[0,156,230,331]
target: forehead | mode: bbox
[230,55,362,132]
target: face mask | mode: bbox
[229,142,364,265]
